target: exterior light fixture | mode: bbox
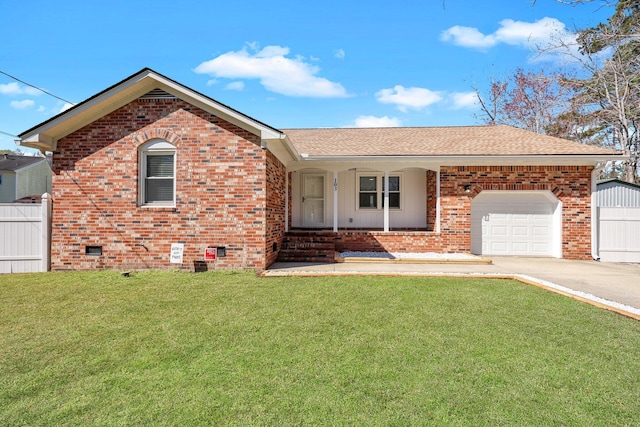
[464,185,472,193]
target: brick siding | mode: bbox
[50,97,283,271]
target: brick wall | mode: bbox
[50,97,275,271]
[265,150,286,267]
[334,165,593,260]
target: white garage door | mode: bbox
[471,191,559,257]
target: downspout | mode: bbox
[591,168,599,260]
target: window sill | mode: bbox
[139,203,177,209]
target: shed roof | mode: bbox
[597,178,640,190]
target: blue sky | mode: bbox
[0,0,612,153]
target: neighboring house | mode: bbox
[595,179,640,263]
[0,154,51,203]
[17,68,624,271]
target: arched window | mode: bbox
[139,140,176,206]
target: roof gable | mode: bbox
[19,68,283,152]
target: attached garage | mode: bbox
[471,191,562,258]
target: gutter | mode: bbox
[296,154,626,162]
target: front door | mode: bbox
[302,174,325,226]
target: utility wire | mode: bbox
[0,70,75,105]
[0,130,19,138]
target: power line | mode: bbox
[0,70,75,105]
[0,130,19,138]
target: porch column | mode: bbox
[384,171,389,232]
[591,168,598,260]
[436,170,441,233]
[333,171,338,232]
[285,171,289,232]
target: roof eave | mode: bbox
[292,153,627,166]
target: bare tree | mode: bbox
[551,0,640,183]
[474,68,573,134]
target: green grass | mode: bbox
[1,271,640,426]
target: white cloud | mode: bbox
[194,43,348,98]
[375,85,444,112]
[10,99,35,109]
[440,26,496,49]
[0,82,41,96]
[225,81,245,91]
[58,102,74,113]
[441,17,574,53]
[450,92,479,109]
[349,115,402,128]
[334,49,345,59]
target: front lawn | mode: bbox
[1,271,639,426]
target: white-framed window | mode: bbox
[139,140,176,207]
[357,173,402,210]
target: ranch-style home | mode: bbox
[18,68,623,271]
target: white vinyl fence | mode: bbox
[0,193,51,273]
[598,207,640,263]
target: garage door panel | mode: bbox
[471,192,558,257]
[491,226,508,236]
[490,242,508,252]
[511,242,530,252]
[532,226,550,236]
[532,242,551,253]
[512,226,529,236]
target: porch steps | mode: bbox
[277,232,336,263]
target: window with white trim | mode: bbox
[139,140,176,207]
[357,173,402,210]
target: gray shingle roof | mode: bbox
[0,154,46,172]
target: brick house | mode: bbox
[18,69,623,271]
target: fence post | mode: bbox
[41,193,52,272]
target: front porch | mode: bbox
[276,228,454,263]
[288,166,440,233]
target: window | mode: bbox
[383,176,401,209]
[357,173,402,210]
[140,140,176,206]
[0,174,3,185]
[359,176,377,209]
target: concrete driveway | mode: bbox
[266,257,640,316]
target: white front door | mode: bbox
[302,174,325,226]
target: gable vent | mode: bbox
[139,88,176,100]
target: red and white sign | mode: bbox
[204,246,217,261]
